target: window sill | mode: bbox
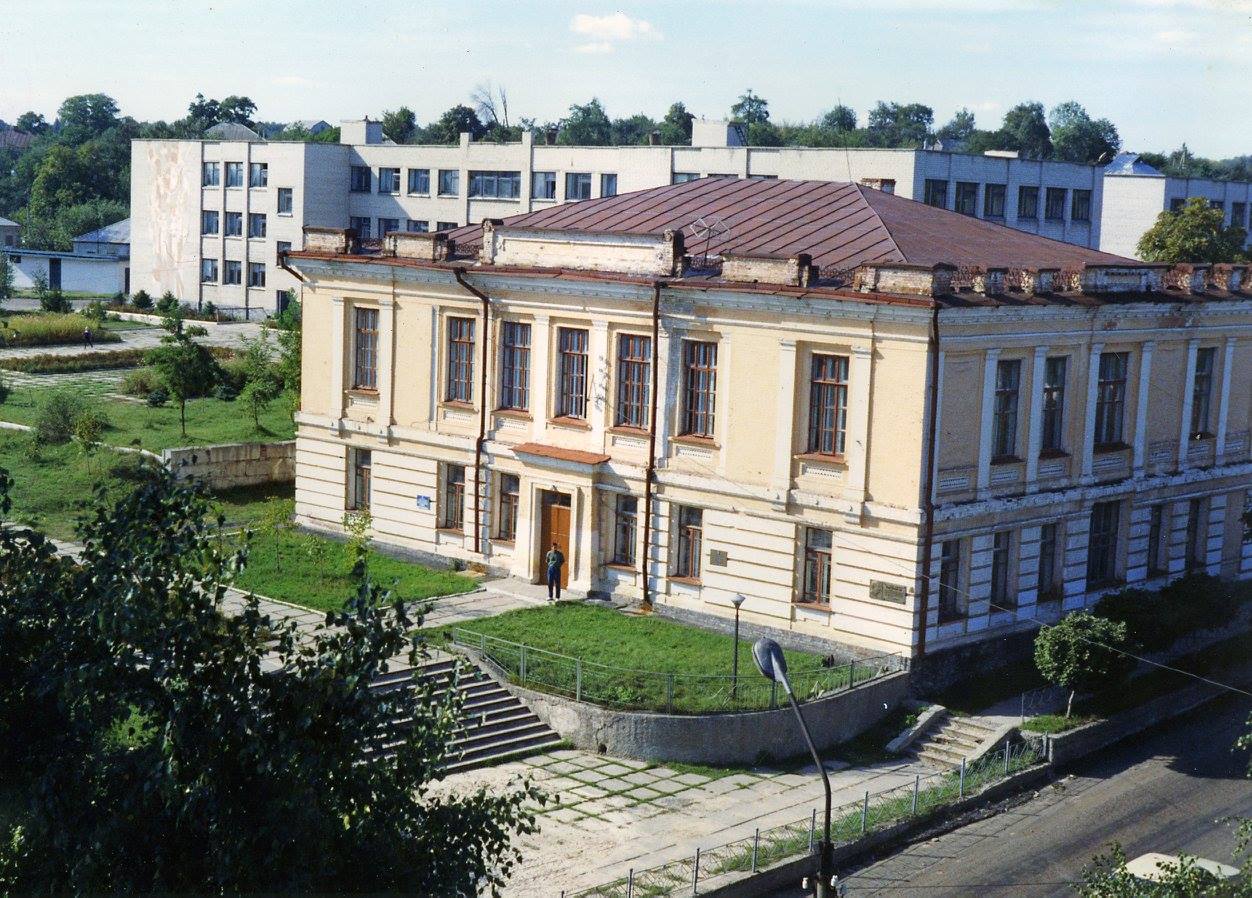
[436,527,464,536]
[550,416,591,430]
[489,538,515,547]
[378,192,400,197]
[608,425,650,438]
[1038,448,1070,460]
[277,212,293,218]
[437,193,458,199]
[441,400,476,412]
[604,562,637,573]
[990,455,1021,466]
[407,192,431,198]
[1093,442,1129,455]
[795,451,846,465]
[669,575,702,587]
[794,600,832,612]
[494,408,532,421]
[671,434,718,449]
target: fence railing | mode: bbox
[565,739,1041,898]
[449,628,907,715]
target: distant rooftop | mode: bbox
[0,128,34,150]
[0,216,17,228]
[204,122,262,141]
[1104,152,1164,177]
[74,218,129,244]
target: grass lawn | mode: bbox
[209,483,294,529]
[231,529,477,613]
[0,312,124,347]
[0,382,295,451]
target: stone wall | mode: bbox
[163,440,295,491]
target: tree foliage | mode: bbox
[558,99,613,146]
[381,106,418,144]
[0,466,541,893]
[1080,843,1249,897]
[866,101,934,148]
[658,102,695,145]
[145,320,220,436]
[1137,197,1248,264]
[1034,612,1135,717]
[422,104,485,143]
[238,329,284,430]
[730,89,770,125]
[1049,100,1120,164]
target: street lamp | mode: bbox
[752,638,834,898]
[730,594,746,703]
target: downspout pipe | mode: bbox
[641,283,662,611]
[917,303,941,659]
[453,268,490,555]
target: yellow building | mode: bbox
[286,178,1251,658]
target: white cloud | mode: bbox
[569,12,662,51]
[574,41,615,54]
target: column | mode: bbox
[530,314,551,429]
[975,348,1001,499]
[771,339,798,493]
[1080,342,1104,484]
[377,297,395,427]
[1132,340,1154,476]
[1177,338,1199,470]
[328,297,346,421]
[1024,346,1047,491]
[1215,336,1237,466]
[844,345,874,509]
[929,350,945,504]
[588,320,610,449]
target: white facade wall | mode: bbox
[1101,173,1252,259]
[3,250,127,294]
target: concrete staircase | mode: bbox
[904,712,999,769]
[368,655,563,773]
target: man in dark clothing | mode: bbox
[83,327,93,347]
[545,543,565,600]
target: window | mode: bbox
[350,166,371,192]
[223,260,242,285]
[378,167,400,194]
[1210,199,1225,211]
[673,506,703,580]
[353,307,379,390]
[556,328,589,419]
[445,317,475,403]
[990,530,1015,608]
[1169,197,1186,212]
[407,168,430,195]
[672,172,698,184]
[349,216,371,238]
[202,162,220,187]
[406,219,429,233]
[1232,202,1247,228]
[468,170,521,199]
[955,181,978,216]
[600,173,618,197]
[612,495,638,566]
[496,474,519,541]
[1071,189,1092,222]
[225,162,244,188]
[808,354,849,456]
[1045,187,1067,221]
[681,340,717,438]
[224,212,243,237]
[248,213,266,238]
[275,241,291,263]
[984,183,1006,218]
[1041,357,1068,453]
[532,171,556,200]
[200,259,218,283]
[615,334,652,429]
[1095,352,1128,447]
[801,528,833,604]
[1038,522,1060,599]
[938,539,964,621]
[924,179,948,208]
[437,169,459,196]
[277,187,293,214]
[1190,347,1216,437]
[377,217,399,237]
[201,210,220,235]
[1147,504,1167,576]
[992,359,1021,459]
[348,449,372,511]
[1018,186,1039,220]
[565,172,592,200]
[1087,500,1121,587]
[247,262,266,288]
[249,162,268,188]
[1185,498,1206,572]
[440,464,465,531]
[436,221,459,232]
[498,321,531,411]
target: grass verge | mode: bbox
[0,312,123,347]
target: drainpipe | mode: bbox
[453,268,490,555]
[916,303,941,658]
[640,282,662,612]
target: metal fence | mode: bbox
[565,739,1041,898]
[449,628,907,715]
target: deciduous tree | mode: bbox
[1137,197,1248,264]
[1034,611,1135,717]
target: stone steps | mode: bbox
[905,713,999,770]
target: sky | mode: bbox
[2,0,1251,157]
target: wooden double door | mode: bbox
[538,490,571,588]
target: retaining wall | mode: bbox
[163,440,295,490]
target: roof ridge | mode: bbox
[852,183,907,264]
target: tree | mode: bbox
[0,466,541,893]
[936,108,976,145]
[471,81,511,130]
[421,105,484,143]
[866,101,934,147]
[1079,843,1247,896]
[657,102,694,145]
[1049,101,1120,164]
[611,113,658,146]
[381,106,417,144]
[820,105,858,133]
[557,99,613,146]
[274,294,302,411]
[218,95,257,128]
[145,323,219,436]
[14,112,48,135]
[999,101,1052,159]
[1137,197,1248,264]
[0,255,13,306]
[54,93,120,145]
[1034,612,1135,717]
[238,330,283,431]
[730,89,770,125]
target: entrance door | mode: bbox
[48,258,61,292]
[539,490,572,588]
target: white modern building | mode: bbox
[128,118,1252,317]
[3,218,130,295]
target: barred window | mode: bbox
[801,528,833,604]
[445,317,475,403]
[1037,522,1060,599]
[681,340,717,438]
[615,334,651,429]
[1095,352,1128,446]
[348,448,371,511]
[440,464,465,531]
[673,505,703,580]
[808,354,849,455]
[353,307,379,390]
[612,495,638,566]
[1086,500,1121,587]
[1041,356,1068,453]
[498,321,531,411]
[990,530,1014,608]
[496,474,519,542]
[556,328,589,419]
[992,359,1021,459]
[938,539,964,622]
[1190,347,1216,437]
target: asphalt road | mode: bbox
[771,694,1252,897]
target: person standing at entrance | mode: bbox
[545,542,565,601]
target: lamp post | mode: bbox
[730,594,746,703]
[752,638,834,898]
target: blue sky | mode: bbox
[2,0,1251,156]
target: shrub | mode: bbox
[131,289,153,310]
[82,299,108,323]
[39,291,72,313]
[73,407,107,447]
[1094,573,1244,651]
[156,291,180,314]
[147,387,169,408]
[111,291,126,304]
[218,356,249,393]
[121,367,162,396]
[33,390,107,446]
[0,313,121,349]
[202,300,218,319]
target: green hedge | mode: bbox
[0,346,235,376]
[1093,574,1247,652]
